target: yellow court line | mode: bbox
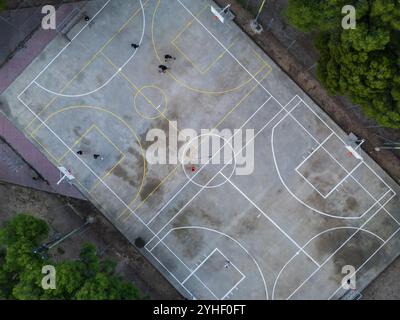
[25,0,150,133]
[212,66,272,130]
[171,6,239,76]
[171,38,238,75]
[171,42,205,74]
[30,134,61,165]
[89,153,126,193]
[201,38,239,74]
[134,86,168,120]
[58,124,96,162]
[119,66,273,222]
[113,1,277,222]
[25,51,98,133]
[152,0,263,95]
[29,105,147,211]
[94,125,126,155]
[117,163,181,221]
[170,4,208,43]
[100,52,180,132]
[87,125,127,193]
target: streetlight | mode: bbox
[33,217,95,259]
[375,143,400,152]
[375,146,400,151]
[250,0,267,34]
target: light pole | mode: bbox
[33,217,95,259]
[250,0,267,34]
[375,146,400,151]
[375,143,400,152]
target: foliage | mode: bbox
[0,214,141,300]
[0,0,6,11]
[285,0,400,128]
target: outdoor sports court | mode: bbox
[2,0,400,299]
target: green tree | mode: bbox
[0,0,6,11]
[0,214,142,300]
[285,0,400,128]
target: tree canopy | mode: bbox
[285,0,400,128]
[0,214,141,300]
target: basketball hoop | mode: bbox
[345,146,363,160]
[210,4,231,23]
[57,166,75,185]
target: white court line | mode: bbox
[145,246,197,299]
[285,192,396,300]
[328,226,400,300]
[144,95,274,228]
[157,226,269,300]
[17,0,112,100]
[180,247,245,300]
[145,97,295,250]
[220,172,321,268]
[33,0,146,98]
[294,132,334,172]
[323,161,364,198]
[287,111,395,219]
[158,238,220,299]
[182,248,218,284]
[271,225,386,300]
[16,0,399,300]
[17,3,285,297]
[221,276,246,300]
[295,169,330,199]
[294,102,395,195]
[217,248,246,280]
[176,0,284,108]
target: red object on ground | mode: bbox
[191,166,196,172]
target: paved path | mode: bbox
[0,3,85,199]
[0,114,85,199]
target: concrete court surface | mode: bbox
[1,0,400,299]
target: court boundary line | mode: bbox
[180,247,246,300]
[142,94,275,229]
[14,0,399,300]
[327,227,400,300]
[271,225,388,300]
[287,110,396,219]
[148,225,268,300]
[285,192,397,300]
[32,0,146,98]
[271,101,396,220]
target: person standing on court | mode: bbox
[164,54,176,63]
[158,65,169,73]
